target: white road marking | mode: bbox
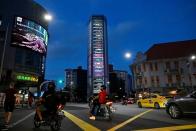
[9,111,35,128]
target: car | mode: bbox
[127,98,135,104]
[166,91,196,119]
[137,93,168,109]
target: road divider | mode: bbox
[62,110,100,131]
[135,124,196,131]
[107,109,153,131]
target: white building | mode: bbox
[131,40,196,95]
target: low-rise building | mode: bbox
[131,40,196,95]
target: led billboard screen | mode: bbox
[11,17,48,54]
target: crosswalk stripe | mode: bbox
[107,109,153,131]
[62,110,101,131]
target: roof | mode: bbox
[145,39,196,61]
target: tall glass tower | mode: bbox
[87,15,109,98]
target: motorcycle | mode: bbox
[34,104,64,131]
[90,101,115,120]
[122,100,128,105]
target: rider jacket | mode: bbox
[98,90,107,104]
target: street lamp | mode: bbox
[44,14,53,21]
[124,52,132,59]
[189,55,196,91]
[0,24,9,81]
[190,55,196,60]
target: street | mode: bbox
[0,103,195,131]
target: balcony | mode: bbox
[136,72,143,78]
[164,68,183,74]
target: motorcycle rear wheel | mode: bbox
[34,114,41,128]
[51,119,61,131]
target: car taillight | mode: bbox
[57,104,63,110]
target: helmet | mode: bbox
[47,82,55,91]
[100,85,106,90]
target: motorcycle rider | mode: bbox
[35,82,57,123]
[89,85,107,120]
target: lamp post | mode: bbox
[0,24,9,82]
[189,55,196,91]
[124,52,133,97]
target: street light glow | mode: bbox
[191,55,196,60]
[124,52,131,59]
[59,80,63,84]
[44,14,52,21]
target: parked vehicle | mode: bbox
[137,93,168,109]
[166,91,196,119]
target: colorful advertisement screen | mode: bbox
[11,17,48,54]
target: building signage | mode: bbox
[11,17,48,54]
[16,73,38,82]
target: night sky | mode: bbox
[35,0,196,83]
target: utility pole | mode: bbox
[0,24,9,81]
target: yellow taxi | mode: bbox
[137,93,168,109]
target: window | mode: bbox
[149,62,153,71]
[143,63,146,72]
[176,74,181,82]
[132,65,136,73]
[151,76,154,84]
[174,61,179,69]
[156,76,159,84]
[166,62,171,69]
[144,77,147,84]
[189,75,192,83]
[167,75,172,83]
[137,64,141,72]
[154,62,158,71]
[139,78,142,84]
[193,61,196,68]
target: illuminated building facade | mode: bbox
[131,40,196,95]
[87,15,109,98]
[0,0,49,90]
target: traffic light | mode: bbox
[58,80,63,84]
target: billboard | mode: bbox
[11,17,48,54]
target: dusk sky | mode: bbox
[35,0,196,82]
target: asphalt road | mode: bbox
[0,103,195,131]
